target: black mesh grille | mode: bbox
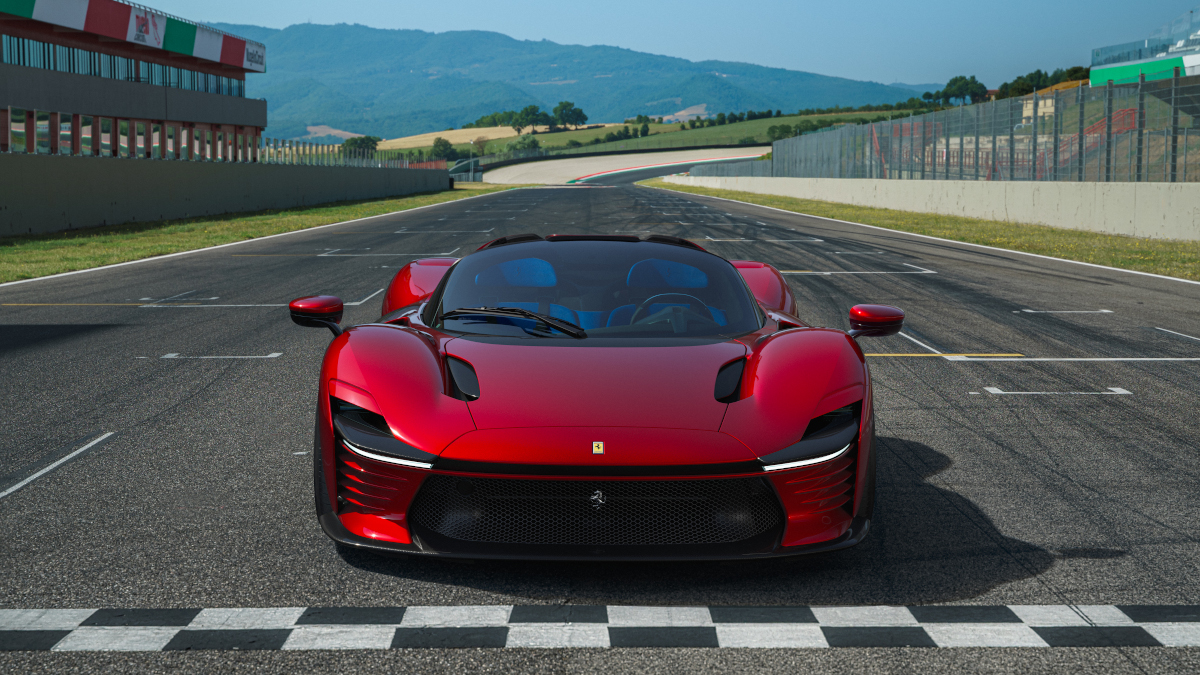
[408,475,782,547]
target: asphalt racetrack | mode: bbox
[1,162,1199,672]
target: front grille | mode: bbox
[408,475,782,547]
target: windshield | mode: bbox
[431,240,762,339]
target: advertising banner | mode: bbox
[126,6,165,50]
[32,0,89,30]
[243,42,266,72]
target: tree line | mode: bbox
[463,101,589,134]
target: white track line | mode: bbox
[944,356,1200,362]
[0,432,114,499]
[1018,309,1113,314]
[983,387,1131,395]
[1156,327,1200,342]
[0,190,514,289]
[898,332,942,354]
[160,353,282,359]
[646,185,1200,286]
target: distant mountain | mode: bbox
[212,22,923,140]
[888,82,945,95]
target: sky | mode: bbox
[154,0,1195,88]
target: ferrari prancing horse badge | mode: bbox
[592,442,604,455]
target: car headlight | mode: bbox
[331,397,437,469]
[759,401,861,472]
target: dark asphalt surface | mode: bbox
[2,164,1199,672]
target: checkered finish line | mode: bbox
[2,605,1198,650]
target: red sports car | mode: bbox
[290,234,903,559]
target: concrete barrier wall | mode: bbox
[663,176,1200,241]
[0,153,449,236]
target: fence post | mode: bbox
[1052,90,1061,181]
[991,100,998,181]
[958,107,965,180]
[1031,93,1039,181]
[974,105,981,180]
[943,108,951,179]
[1008,98,1016,181]
[1077,85,1086,181]
[1170,67,1180,183]
[1135,74,1146,182]
[919,114,926,179]
[1104,80,1114,182]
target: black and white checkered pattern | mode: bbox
[1,605,1197,650]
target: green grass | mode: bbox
[0,184,525,284]
[639,178,1200,281]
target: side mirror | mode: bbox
[848,304,904,338]
[290,295,344,337]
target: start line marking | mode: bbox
[979,387,1131,396]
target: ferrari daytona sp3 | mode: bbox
[290,233,903,559]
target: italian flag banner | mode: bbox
[0,0,265,71]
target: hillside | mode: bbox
[213,22,921,140]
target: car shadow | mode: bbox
[0,324,126,355]
[336,436,1055,605]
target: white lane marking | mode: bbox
[1156,327,1200,342]
[0,609,98,631]
[762,238,823,242]
[318,247,460,257]
[506,624,610,648]
[0,432,114,500]
[395,228,493,233]
[188,608,307,630]
[924,624,1049,648]
[782,265,936,275]
[715,625,828,648]
[1017,309,1113,314]
[898,332,942,354]
[1009,605,1132,626]
[944,356,1200,362]
[143,290,195,306]
[1143,623,1200,647]
[142,304,287,308]
[0,190,514,290]
[52,627,180,652]
[982,387,1131,395]
[606,607,713,626]
[834,251,886,255]
[160,353,282,359]
[282,626,397,650]
[401,606,512,627]
[347,288,385,306]
[811,606,918,626]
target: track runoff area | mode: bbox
[1,159,1199,672]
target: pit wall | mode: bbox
[662,176,1200,241]
[0,153,450,236]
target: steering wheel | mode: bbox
[629,292,714,325]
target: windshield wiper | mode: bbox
[440,306,587,339]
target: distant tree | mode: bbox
[705,118,716,127]
[430,137,457,160]
[342,136,381,152]
[470,136,490,156]
[679,123,686,131]
[505,134,541,151]
[566,139,583,148]
[688,119,698,129]
[716,113,726,125]
[553,101,588,129]
[631,126,639,138]
[737,136,757,145]
[640,122,650,137]
[775,110,782,117]
[766,124,794,141]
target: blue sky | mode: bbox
[156,0,1193,88]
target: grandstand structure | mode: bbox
[0,0,266,160]
[1091,5,1200,84]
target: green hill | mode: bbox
[212,22,922,140]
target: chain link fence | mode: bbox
[694,69,1200,183]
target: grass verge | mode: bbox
[0,183,528,284]
[639,178,1200,282]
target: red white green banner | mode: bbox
[0,0,265,72]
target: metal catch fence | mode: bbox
[694,68,1200,183]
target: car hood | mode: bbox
[445,338,747,431]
